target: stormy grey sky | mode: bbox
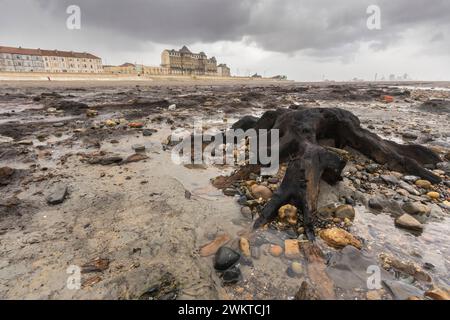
[1,0,449,81]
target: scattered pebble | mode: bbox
[320,228,362,249]
[426,191,440,200]
[239,237,251,257]
[132,144,146,152]
[240,206,252,219]
[46,184,68,205]
[424,288,450,300]
[415,179,432,190]
[199,234,231,257]
[214,247,240,271]
[269,244,283,257]
[278,204,298,225]
[395,214,424,231]
[250,184,272,200]
[334,204,356,220]
[284,239,301,259]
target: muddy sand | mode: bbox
[0,80,449,300]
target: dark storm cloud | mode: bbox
[241,0,450,55]
[6,0,450,57]
[36,0,253,43]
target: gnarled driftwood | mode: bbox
[229,107,441,240]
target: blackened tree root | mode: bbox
[231,108,441,240]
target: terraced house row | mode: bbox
[0,46,103,73]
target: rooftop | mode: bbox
[165,46,215,60]
[119,62,136,67]
[179,45,192,54]
[0,45,101,59]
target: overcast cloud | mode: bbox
[1,0,449,80]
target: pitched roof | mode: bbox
[0,46,101,59]
[40,49,100,59]
[179,45,192,54]
[0,46,41,55]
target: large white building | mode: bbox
[217,64,231,77]
[161,46,219,75]
[0,46,103,73]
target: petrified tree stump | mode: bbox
[228,107,442,240]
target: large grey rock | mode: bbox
[368,196,403,216]
[334,204,356,220]
[381,175,400,185]
[0,167,15,186]
[403,175,420,183]
[223,188,239,196]
[437,162,450,174]
[395,214,423,231]
[47,184,68,205]
[222,266,242,285]
[317,181,340,208]
[214,247,240,271]
[402,202,431,216]
[368,197,384,210]
[418,99,450,114]
[401,133,418,140]
[382,280,424,300]
[365,164,380,173]
[143,129,156,137]
[132,144,146,152]
[317,204,338,219]
[88,156,123,165]
[326,246,391,290]
[398,181,420,196]
[240,206,252,219]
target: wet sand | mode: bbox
[0,80,449,300]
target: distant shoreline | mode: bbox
[0,72,448,90]
[0,71,290,82]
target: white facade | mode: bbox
[42,55,103,73]
[0,52,45,72]
[0,53,15,72]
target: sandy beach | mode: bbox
[0,80,449,300]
